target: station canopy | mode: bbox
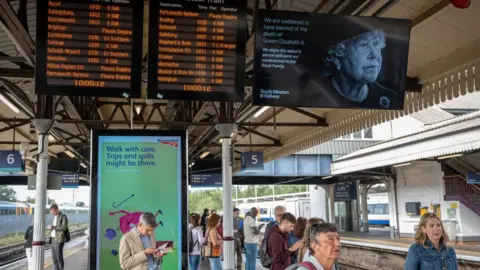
[0,0,478,175]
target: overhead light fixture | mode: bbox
[48,135,55,141]
[393,162,411,168]
[322,175,333,179]
[135,106,141,115]
[200,151,210,159]
[254,106,270,118]
[80,163,87,168]
[0,93,19,114]
[231,132,235,137]
[64,150,75,158]
[437,153,463,160]
[219,138,222,144]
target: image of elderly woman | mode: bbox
[321,29,397,109]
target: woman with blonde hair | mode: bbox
[206,213,223,270]
[298,218,325,262]
[404,212,458,270]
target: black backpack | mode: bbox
[188,227,199,253]
[258,234,273,268]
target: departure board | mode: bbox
[147,0,247,102]
[35,0,144,98]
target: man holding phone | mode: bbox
[48,204,68,270]
[119,212,164,270]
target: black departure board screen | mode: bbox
[35,0,144,98]
[253,10,411,110]
[147,0,247,102]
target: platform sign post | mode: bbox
[334,181,357,201]
[467,171,480,184]
[241,151,264,171]
[61,174,79,188]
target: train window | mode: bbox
[374,204,385,214]
[260,208,268,215]
[367,205,374,214]
[384,204,389,214]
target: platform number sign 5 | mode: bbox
[0,151,23,172]
[241,152,264,171]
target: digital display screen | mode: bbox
[91,131,187,269]
[147,0,247,102]
[35,0,144,97]
[253,10,411,110]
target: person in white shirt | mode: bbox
[188,213,204,270]
[243,207,260,270]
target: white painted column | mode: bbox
[217,124,236,270]
[308,185,328,220]
[32,119,52,270]
[359,184,369,232]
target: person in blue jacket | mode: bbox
[404,212,458,270]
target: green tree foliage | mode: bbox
[25,196,35,203]
[0,186,17,202]
[188,185,307,214]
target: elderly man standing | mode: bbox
[264,205,286,244]
[119,212,164,270]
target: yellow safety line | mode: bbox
[43,246,84,268]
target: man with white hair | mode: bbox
[264,205,286,244]
[119,212,164,270]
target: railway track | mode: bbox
[0,229,86,267]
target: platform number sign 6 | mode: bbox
[7,154,14,164]
[0,151,22,171]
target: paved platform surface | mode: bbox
[38,247,266,270]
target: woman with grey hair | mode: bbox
[119,212,164,270]
[289,223,340,270]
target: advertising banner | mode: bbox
[253,10,411,110]
[90,130,187,270]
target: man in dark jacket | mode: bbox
[267,213,302,270]
[200,208,209,231]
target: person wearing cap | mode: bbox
[298,20,401,110]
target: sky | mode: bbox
[10,185,91,206]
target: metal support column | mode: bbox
[32,119,52,270]
[328,184,335,224]
[360,184,369,232]
[216,123,236,270]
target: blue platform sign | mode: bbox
[0,151,23,172]
[191,173,222,188]
[334,181,357,201]
[61,174,79,188]
[467,171,480,184]
[241,152,264,171]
